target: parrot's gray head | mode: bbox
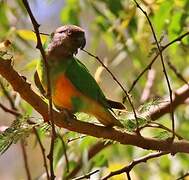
[47,25,86,58]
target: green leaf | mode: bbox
[120,113,148,132]
[153,1,173,37]
[0,2,9,35]
[92,154,108,167]
[95,15,110,32]
[20,101,33,116]
[54,136,64,168]
[60,0,80,25]
[153,131,170,140]
[0,116,33,154]
[16,30,47,44]
[168,12,182,40]
[104,0,123,17]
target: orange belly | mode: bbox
[52,74,81,110]
[52,74,120,126]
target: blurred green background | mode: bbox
[1,0,189,179]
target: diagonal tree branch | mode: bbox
[0,61,49,180]
[150,84,189,120]
[102,151,169,180]
[0,58,189,154]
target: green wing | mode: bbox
[65,57,110,109]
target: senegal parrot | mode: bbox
[34,25,124,127]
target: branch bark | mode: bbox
[102,151,168,180]
[150,84,189,120]
[0,59,189,153]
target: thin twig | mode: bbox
[126,172,131,180]
[22,0,56,179]
[0,103,21,116]
[151,122,183,140]
[138,122,183,140]
[133,0,175,139]
[57,134,69,173]
[0,77,32,179]
[33,127,50,180]
[21,139,32,180]
[0,97,49,179]
[163,32,189,49]
[82,49,139,132]
[0,77,49,179]
[66,141,110,179]
[67,135,86,143]
[32,30,50,36]
[129,32,189,93]
[177,172,189,180]
[73,169,99,180]
[167,60,189,86]
[0,80,16,110]
[102,151,169,180]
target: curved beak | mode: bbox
[78,35,86,50]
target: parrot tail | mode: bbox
[91,107,123,127]
[107,99,125,110]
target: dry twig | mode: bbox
[66,141,110,179]
[21,139,32,180]
[73,169,99,180]
[177,172,189,180]
[82,49,139,132]
[33,128,50,180]
[167,60,189,86]
[57,134,69,173]
[102,151,169,180]
[133,0,175,139]
[129,32,189,93]
[0,78,32,179]
[22,0,56,178]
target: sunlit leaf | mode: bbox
[16,29,48,44]
[153,131,170,140]
[0,2,9,35]
[153,1,173,37]
[93,154,108,167]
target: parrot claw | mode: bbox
[59,108,76,125]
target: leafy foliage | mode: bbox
[0,0,189,179]
[0,116,32,154]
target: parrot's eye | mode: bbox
[67,29,72,36]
